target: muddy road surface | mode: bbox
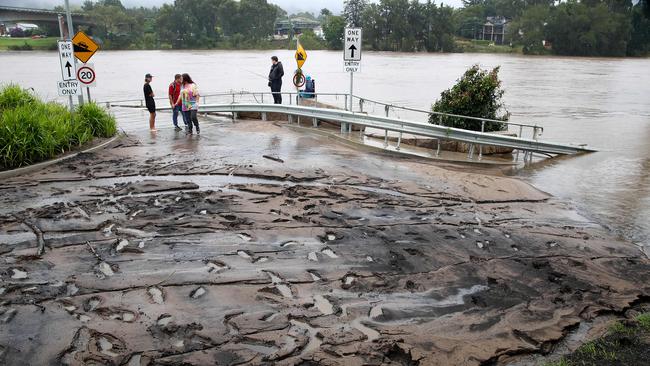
[1,113,648,365]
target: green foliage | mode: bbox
[75,102,118,138]
[546,1,632,57]
[628,2,650,56]
[0,85,117,170]
[429,65,508,132]
[0,84,36,110]
[323,15,346,50]
[344,0,367,27]
[297,30,327,50]
[507,5,551,55]
[361,0,456,52]
[635,312,650,331]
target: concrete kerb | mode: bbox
[0,134,123,180]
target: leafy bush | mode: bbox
[0,84,117,169]
[429,65,509,132]
[0,84,36,110]
[76,102,118,138]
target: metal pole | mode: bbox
[349,71,354,112]
[478,120,485,160]
[65,0,83,105]
[58,14,73,112]
[86,87,91,103]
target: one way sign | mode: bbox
[344,28,362,61]
[57,40,76,81]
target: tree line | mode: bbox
[57,0,650,57]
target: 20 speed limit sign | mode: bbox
[76,63,96,87]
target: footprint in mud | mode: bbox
[237,250,252,260]
[341,274,357,290]
[263,271,293,299]
[0,307,18,323]
[238,233,253,242]
[205,259,229,273]
[9,268,28,279]
[280,240,300,248]
[189,286,207,299]
[313,295,334,315]
[307,270,323,282]
[95,307,138,323]
[157,314,173,327]
[147,287,165,305]
[95,261,119,278]
[83,296,103,312]
[321,248,339,259]
[59,327,128,364]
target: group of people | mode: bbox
[143,56,311,133]
[143,72,200,134]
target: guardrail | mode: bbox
[160,103,594,157]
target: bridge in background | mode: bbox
[0,5,91,27]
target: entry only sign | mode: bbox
[77,63,96,87]
[57,40,76,81]
[57,80,82,97]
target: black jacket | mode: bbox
[269,62,284,82]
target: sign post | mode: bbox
[77,63,96,102]
[64,0,83,105]
[343,28,362,132]
[71,31,99,105]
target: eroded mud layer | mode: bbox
[1,118,648,365]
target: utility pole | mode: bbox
[64,0,83,105]
[58,14,74,112]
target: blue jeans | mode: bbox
[172,105,184,127]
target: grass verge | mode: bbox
[544,312,650,366]
[0,37,58,51]
[0,84,117,170]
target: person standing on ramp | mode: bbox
[268,56,284,104]
[143,73,156,131]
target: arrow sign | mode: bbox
[57,40,76,81]
[65,61,72,77]
[343,28,362,61]
[348,45,357,58]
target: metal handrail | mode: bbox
[100,90,541,139]
[177,103,593,156]
[352,95,541,132]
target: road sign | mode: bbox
[72,31,100,63]
[77,63,96,87]
[295,42,307,69]
[57,40,76,81]
[344,61,361,73]
[57,80,82,97]
[344,28,362,61]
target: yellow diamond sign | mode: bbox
[295,42,307,69]
[72,31,100,64]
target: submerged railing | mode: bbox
[100,90,594,161]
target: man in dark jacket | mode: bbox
[268,56,284,104]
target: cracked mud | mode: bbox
[0,118,648,365]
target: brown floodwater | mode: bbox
[1,50,649,249]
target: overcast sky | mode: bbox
[2,0,466,15]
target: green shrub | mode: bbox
[0,84,37,110]
[76,102,117,138]
[0,85,117,170]
[429,64,509,132]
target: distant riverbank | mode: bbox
[0,36,521,55]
